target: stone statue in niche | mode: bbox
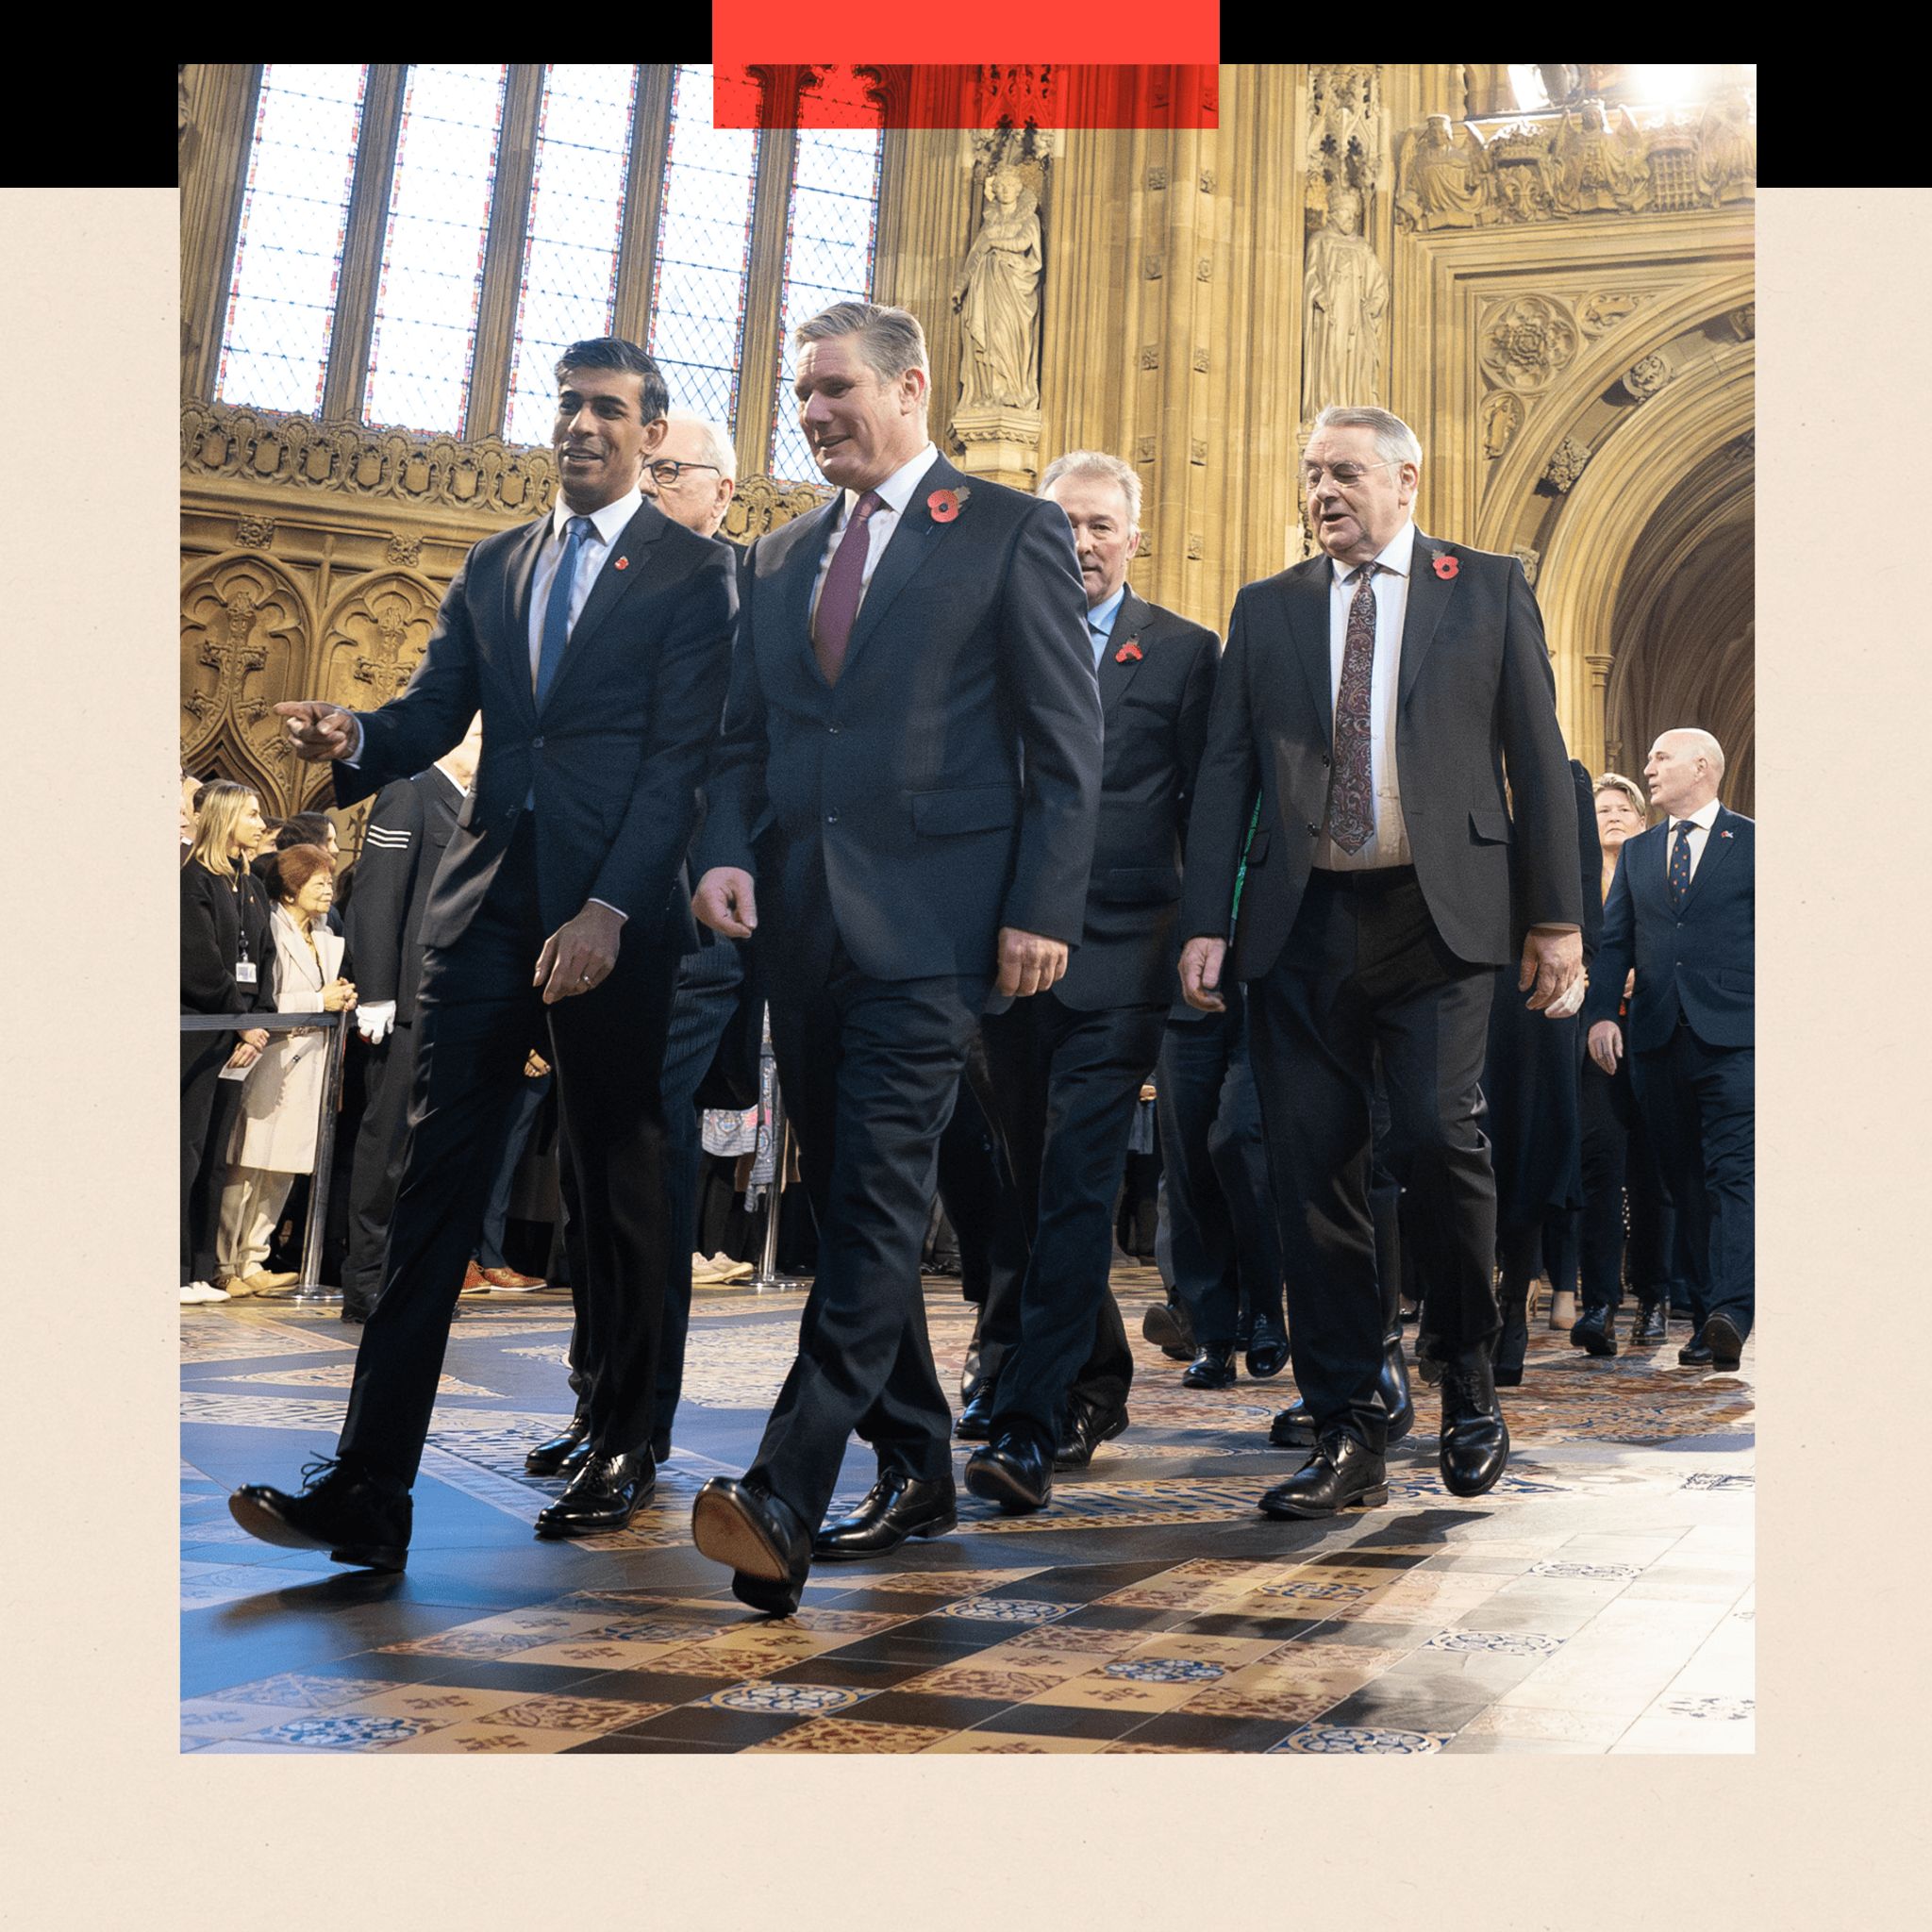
[1301,186,1388,420]
[1396,114,1491,230]
[953,163,1043,412]
[1554,100,1649,214]
[1697,88,1756,205]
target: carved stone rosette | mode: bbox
[1479,294,1579,394]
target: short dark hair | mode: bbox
[276,812,333,850]
[554,338,668,425]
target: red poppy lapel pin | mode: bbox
[1719,828,1733,840]
[1115,639,1143,663]
[927,486,969,523]
[1431,552,1458,580]
[614,556,629,571]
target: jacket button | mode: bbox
[1321,753,1330,767]
[827,723,841,734]
[825,809,840,824]
[530,736,544,751]
[1307,822,1319,836]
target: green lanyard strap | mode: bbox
[1228,797,1263,932]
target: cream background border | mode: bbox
[1,177,1921,1924]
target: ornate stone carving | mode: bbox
[1190,440,1208,465]
[1543,439,1592,493]
[385,534,424,566]
[1146,166,1168,192]
[1513,547,1541,585]
[1479,294,1578,394]
[1143,256,1164,279]
[1198,169,1215,194]
[1195,258,1213,282]
[1396,114,1491,230]
[723,475,831,543]
[952,160,1043,413]
[1140,345,1160,371]
[1697,88,1756,206]
[235,515,275,548]
[321,573,439,710]
[1305,66,1388,200]
[1191,347,1209,374]
[1479,391,1523,461]
[181,402,557,520]
[1136,436,1156,462]
[1301,186,1389,419]
[1623,354,1673,401]
[1726,303,1756,341]
[179,554,307,770]
[1580,291,1646,337]
[1485,121,1558,225]
[1554,101,1650,215]
[1185,534,1204,560]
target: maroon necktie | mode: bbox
[1327,562,1377,854]
[812,489,884,685]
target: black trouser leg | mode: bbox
[343,1022,420,1307]
[1155,1005,1242,1349]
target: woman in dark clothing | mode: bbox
[181,781,276,1304]
[1482,760,1603,1383]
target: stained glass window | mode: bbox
[770,75,883,484]
[503,64,639,448]
[362,64,508,438]
[216,64,370,417]
[647,64,760,435]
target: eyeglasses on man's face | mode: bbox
[1299,458,1403,493]
[646,458,721,487]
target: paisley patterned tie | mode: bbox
[1669,820,1694,908]
[1327,562,1377,855]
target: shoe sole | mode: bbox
[691,1487,791,1582]
[1570,1331,1619,1357]
[227,1492,407,1572]
[811,1514,957,1561]
[963,1461,1047,1515]
[1258,1484,1390,1520]
[1181,1372,1237,1391]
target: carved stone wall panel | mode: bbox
[724,475,830,543]
[318,572,441,715]
[179,551,313,799]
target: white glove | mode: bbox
[1544,974,1586,1021]
[356,1000,397,1044]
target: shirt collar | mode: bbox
[553,485,642,547]
[1087,584,1128,638]
[1674,798,1722,833]
[846,443,940,523]
[429,761,469,800]
[1329,518,1416,586]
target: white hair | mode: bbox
[1310,405,1423,472]
[1038,449,1142,527]
[663,408,737,482]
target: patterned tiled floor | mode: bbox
[181,1267,1754,1755]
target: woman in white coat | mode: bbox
[219,844,357,1293]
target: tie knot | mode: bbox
[1674,819,1693,837]
[566,514,594,543]
[855,490,884,522]
[1351,562,1376,588]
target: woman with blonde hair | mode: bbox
[181,780,275,1304]
[219,844,357,1294]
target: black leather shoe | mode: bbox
[1258,1435,1389,1519]
[1054,1400,1128,1470]
[1269,1399,1316,1450]
[228,1457,410,1571]
[1570,1307,1619,1357]
[1182,1343,1238,1390]
[1142,1295,1195,1360]
[1702,1312,1744,1371]
[1439,1360,1510,1498]
[964,1429,1053,1514]
[1632,1301,1667,1346]
[1678,1331,1714,1367]
[955,1384,998,1441]
[534,1449,655,1537]
[812,1472,957,1559]
[692,1476,812,1617]
[525,1413,591,1477]
[1379,1338,1414,1442]
[339,1298,372,1325]
[1245,1322,1291,1380]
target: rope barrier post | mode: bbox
[747,1003,807,1294]
[287,1010,348,1307]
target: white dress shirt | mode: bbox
[809,443,941,632]
[1664,796,1723,884]
[1317,519,1416,871]
[526,485,644,686]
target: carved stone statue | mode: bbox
[1301,187,1389,420]
[1697,88,1756,205]
[952,164,1043,413]
[1396,114,1491,230]
[1554,100,1649,215]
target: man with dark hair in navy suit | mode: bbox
[1587,728,1754,1371]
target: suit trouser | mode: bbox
[565,934,746,1451]
[977,991,1161,1442]
[755,949,988,1531]
[936,1050,1007,1307]
[1246,869,1499,1454]
[1629,1021,1754,1340]
[337,823,680,1484]
[1155,988,1285,1351]
[342,1021,421,1307]
[476,1072,551,1270]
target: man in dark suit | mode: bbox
[228,338,737,1568]
[339,715,479,1324]
[1178,405,1582,1518]
[687,302,1100,1613]
[1587,728,1753,1371]
[961,451,1218,1514]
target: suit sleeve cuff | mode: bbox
[338,714,365,766]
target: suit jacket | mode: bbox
[1178,531,1580,975]
[697,453,1101,992]
[1584,807,1754,1052]
[343,765,463,1023]
[1055,588,1218,1011]
[334,497,738,966]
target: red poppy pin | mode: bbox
[927,486,969,523]
[614,556,629,571]
[1432,553,1458,580]
[1115,639,1143,663]
[1719,828,1733,840]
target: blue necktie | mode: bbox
[1090,621,1107,672]
[535,515,594,709]
[1668,821,1694,908]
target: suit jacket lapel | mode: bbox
[541,501,669,713]
[840,455,968,676]
[1097,588,1152,722]
[1283,561,1333,743]
[773,496,841,684]
[1396,533,1453,712]
[1678,807,1738,912]
[500,517,550,728]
